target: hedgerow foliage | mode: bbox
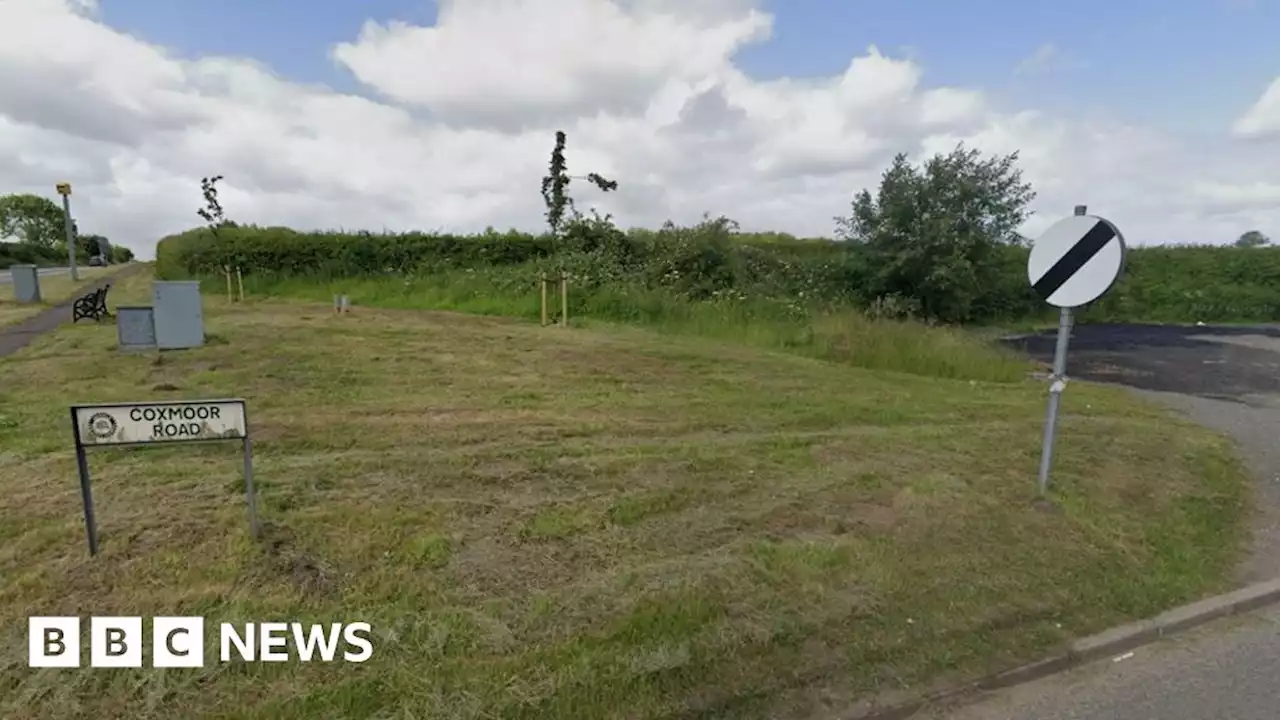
[154,215,866,304]
[156,216,1280,325]
[155,139,1280,325]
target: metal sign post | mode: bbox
[55,183,78,281]
[69,398,260,556]
[1027,205,1127,496]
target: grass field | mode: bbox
[0,270,1250,719]
[235,271,1031,383]
[0,267,114,326]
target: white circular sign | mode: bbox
[1027,214,1126,308]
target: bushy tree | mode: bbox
[79,233,105,256]
[0,193,67,250]
[1236,230,1270,247]
[836,145,1036,322]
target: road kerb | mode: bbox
[847,577,1280,719]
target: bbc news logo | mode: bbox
[29,617,373,668]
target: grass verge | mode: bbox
[0,267,114,327]
[0,271,1250,719]
[228,269,1031,383]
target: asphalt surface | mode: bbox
[921,603,1280,719]
[1002,322,1280,400]
[935,323,1280,719]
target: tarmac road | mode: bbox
[922,603,1280,719]
[940,323,1280,719]
[0,266,72,284]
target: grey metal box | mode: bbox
[152,281,205,350]
[9,265,40,303]
[116,306,157,351]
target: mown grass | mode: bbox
[0,270,1250,719]
[0,267,114,327]
[229,269,1031,383]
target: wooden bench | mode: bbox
[72,284,113,323]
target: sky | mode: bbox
[1,0,1278,259]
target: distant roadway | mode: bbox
[0,266,74,284]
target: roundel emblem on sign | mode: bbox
[86,412,118,440]
[1027,214,1126,308]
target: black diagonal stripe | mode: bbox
[1033,221,1117,301]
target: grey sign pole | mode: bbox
[1036,204,1086,496]
[61,193,79,281]
[70,409,100,557]
[242,409,261,539]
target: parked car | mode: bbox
[88,255,106,267]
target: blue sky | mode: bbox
[99,0,1279,136]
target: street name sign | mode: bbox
[69,399,259,556]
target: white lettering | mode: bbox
[291,623,342,662]
[259,623,289,661]
[220,623,254,662]
[343,623,373,662]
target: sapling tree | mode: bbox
[197,174,242,274]
[197,175,228,241]
[539,131,617,237]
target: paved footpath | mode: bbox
[0,264,146,358]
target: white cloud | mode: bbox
[1014,43,1084,76]
[1233,77,1280,139]
[330,0,773,130]
[0,0,1277,260]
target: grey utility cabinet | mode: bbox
[9,265,40,303]
[152,281,205,350]
[116,306,157,351]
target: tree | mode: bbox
[539,131,617,236]
[197,175,230,240]
[1236,230,1270,248]
[0,193,67,250]
[835,144,1036,323]
[79,233,107,257]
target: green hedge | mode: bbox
[155,226,557,279]
[154,223,871,307]
[1077,245,1280,322]
[154,225,1280,324]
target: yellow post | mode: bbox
[560,271,568,327]
[540,272,548,327]
[224,266,233,303]
[236,267,245,302]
